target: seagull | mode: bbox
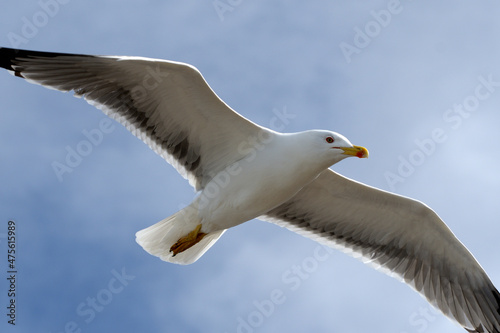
[1,47,499,333]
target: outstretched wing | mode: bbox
[262,169,500,333]
[0,47,268,190]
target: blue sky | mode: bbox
[1,1,500,332]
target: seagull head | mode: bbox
[305,130,369,165]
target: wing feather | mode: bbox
[0,47,267,190]
[262,169,500,332]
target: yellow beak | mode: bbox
[340,145,369,158]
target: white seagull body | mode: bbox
[1,47,499,332]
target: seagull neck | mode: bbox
[274,132,330,176]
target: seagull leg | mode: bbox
[170,224,207,256]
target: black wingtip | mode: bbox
[0,46,94,76]
[0,47,28,78]
[0,47,20,72]
[488,287,500,333]
[494,287,500,314]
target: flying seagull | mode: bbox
[0,47,499,333]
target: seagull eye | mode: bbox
[326,137,334,143]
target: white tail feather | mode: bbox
[135,209,225,265]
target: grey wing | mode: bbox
[0,47,268,190]
[261,169,500,333]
